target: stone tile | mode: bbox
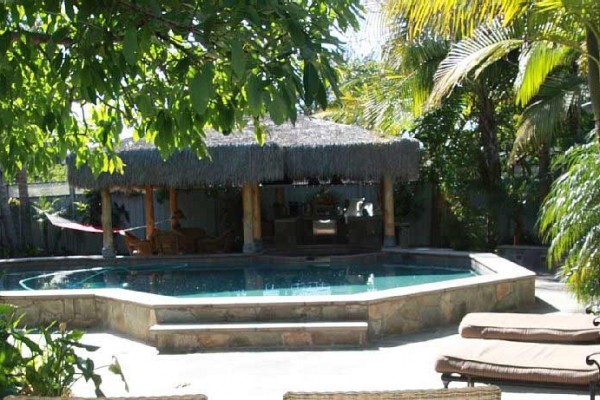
[282,331,313,346]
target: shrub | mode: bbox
[0,303,118,397]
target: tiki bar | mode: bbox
[67,116,420,257]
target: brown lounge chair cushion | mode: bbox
[459,312,600,343]
[436,338,600,386]
[283,385,501,399]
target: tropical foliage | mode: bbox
[539,141,600,300]
[0,0,362,252]
[0,303,123,397]
[330,0,598,259]
[374,0,600,294]
[386,0,600,146]
[0,0,361,178]
[331,30,528,248]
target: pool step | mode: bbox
[154,302,368,324]
[150,321,369,352]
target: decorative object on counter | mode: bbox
[311,187,339,217]
[345,198,365,220]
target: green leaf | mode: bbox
[52,27,70,43]
[268,92,286,125]
[108,356,130,392]
[123,28,138,66]
[247,76,262,116]
[231,39,246,78]
[190,64,214,115]
[316,78,328,109]
[0,303,16,315]
[303,62,319,107]
[136,94,153,115]
[0,31,11,55]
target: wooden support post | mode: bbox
[145,185,155,239]
[252,182,262,252]
[242,183,255,253]
[169,188,178,229]
[101,188,115,258]
[382,175,396,247]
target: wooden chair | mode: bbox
[151,229,180,255]
[174,227,209,253]
[196,229,235,253]
[122,231,154,256]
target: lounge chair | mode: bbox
[283,385,501,399]
[435,338,600,399]
[459,312,600,343]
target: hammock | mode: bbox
[44,212,127,234]
[40,207,169,235]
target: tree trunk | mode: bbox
[538,142,551,201]
[0,169,18,250]
[513,204,523,245]
[476,86,502,249]
[586,29,600,149]
[16,168,31,247]
[429,180,442,247]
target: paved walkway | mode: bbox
[72,275,591,399]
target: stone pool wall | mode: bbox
[367,276,535,338]
[0,251,536,351]
[0,289,160,344]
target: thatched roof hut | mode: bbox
[68,116,420,189]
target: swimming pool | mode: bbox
[3,262,475,298]
[0,250,536,352]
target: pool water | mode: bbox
[1,263,475,298]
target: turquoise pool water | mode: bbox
[1,262,475,298]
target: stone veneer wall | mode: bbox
[2,292,98,329]
[95,295,157,343]
[367,277,535,338]
[0,290,158,345]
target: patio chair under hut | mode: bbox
[67,116,420,257]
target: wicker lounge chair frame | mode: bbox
[283,385,501,400]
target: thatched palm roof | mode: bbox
[68,116,420,189]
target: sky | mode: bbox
[341,0,386,60]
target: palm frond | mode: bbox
[539,140,600,301]
[512,73,584,158]
[428,22,522,109]
[515,42,573,106]
[384,0,526,39]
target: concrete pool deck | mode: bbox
[70,274,590,399]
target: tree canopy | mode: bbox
[0,0,361,177]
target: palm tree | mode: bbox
[386,0,600,297]
[386,0,600,149]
